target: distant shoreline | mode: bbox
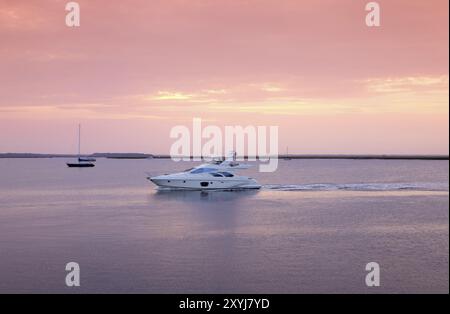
[0,153,448,160]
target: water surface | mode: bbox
[0,158,448,293]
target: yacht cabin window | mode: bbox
[218,172,234,177]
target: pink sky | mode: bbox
[0,0,448,154]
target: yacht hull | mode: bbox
[149,177,261,190]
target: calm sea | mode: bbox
[0,158,448,293]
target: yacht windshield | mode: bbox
[190,167,216,174]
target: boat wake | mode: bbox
[263,182,449,192]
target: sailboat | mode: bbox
[67,124,95,168]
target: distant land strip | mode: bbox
[0,153,448,160]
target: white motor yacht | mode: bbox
[148,153,261,190]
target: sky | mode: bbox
[0,0,448,155]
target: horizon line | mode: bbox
[0,152,448,161]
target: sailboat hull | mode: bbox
[67,163,95,168]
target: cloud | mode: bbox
[149,91,195,101]
[124,75,449,116]
[365,75,449,93]
[256,83,286,92]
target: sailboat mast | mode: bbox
[78,124,81,158]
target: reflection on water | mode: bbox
[148,189,260,235]
[151,189,260,203]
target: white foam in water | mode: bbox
[263,182,449,192]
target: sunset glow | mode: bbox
[0,0,448,154]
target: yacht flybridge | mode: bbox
[148,153,261,190]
